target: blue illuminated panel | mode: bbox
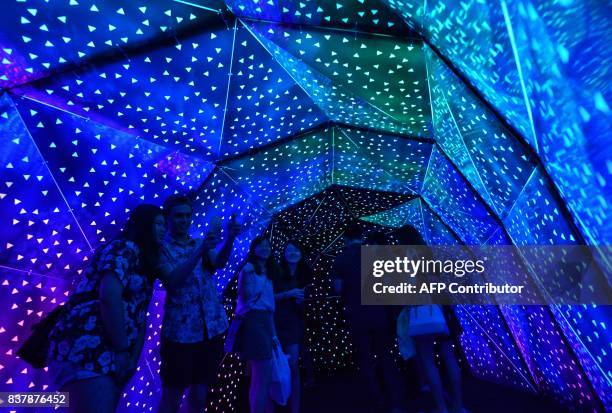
[13,26,234,158]
[506,0,611,246]
[426,46,536,218]
[222,128,331,213]
[360,197,423,231]
[421,147,500,245]
[383,0,611,246]
[247,21,431,137]
[419,199,460,246]
[505,169,611,405]
[500,305,598,410]
[550,305,612,409]
[333,127,431,194]
[454,305,535,392]
[221,23,327,157]
[226,0,411,35]
[504,166,576,245]
[0,93,91,276]
[0,1,216,88]
[13,95,213,248]
[384,0,536,149]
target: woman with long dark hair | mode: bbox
[232,235,278,413]
[47,204,165,413]
[271,240,312,413]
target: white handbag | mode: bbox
[405,305,449,337]
[396,307,416,360]
[269,343,291,406]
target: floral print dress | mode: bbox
[48,239,153,382]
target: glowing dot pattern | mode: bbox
[426,47,536,218]
[0,94,91,275]
[421,146,500,245]
[13,27,235,158]
[220,24,327,157]
[0,0,216,88]
[221,128,331,212]
[333,126,431,194]
[0,0,609,411]
[226,0,411,35]
[386,0,612,247]
[13,95,213,247]
[247,21,431,137]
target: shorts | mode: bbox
[160,335,224,389]
[48,360,102,390]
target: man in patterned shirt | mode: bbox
[156,194,241,413]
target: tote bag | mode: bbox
[269,345,291,405]
[405,304,449,337]
[396,307,416,360]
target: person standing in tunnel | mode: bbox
[231,235,280,413]
[393,225,467,413]
[271,240,313,413]
[156,194,241,413]
[332,224,406,413]
[47,204,165,413]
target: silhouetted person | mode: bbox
[271,240,313,413]
[156,194,240,413]
[48,204,165,413]
[332,224,405,413]
[394,225,468,413]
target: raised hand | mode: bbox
[202,231,220,251]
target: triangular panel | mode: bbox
[421,146,500,244]
[226,0,412,35]
[426,46,536,218]
[333,126,431,194]
[0,1,217,88]
[0,94,91,276]
[360,197,423,231]
[246,21,431,137]
[221,127,332,212]
[14,95,213,248]
[14,27,235,158]
[220,23,328,157]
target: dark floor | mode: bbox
[296,373,568,413]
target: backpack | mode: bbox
[17,291,96,368]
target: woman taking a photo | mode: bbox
[47,204,165,413]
